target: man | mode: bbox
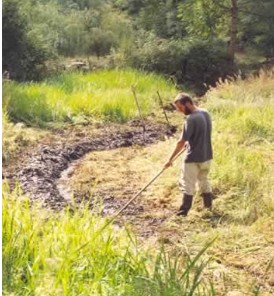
[164,93,213,216]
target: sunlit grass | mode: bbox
[2,69,274,295]
[3,69,177,125]
[2,185,215,296]
[205,71,274,222]
[63,71,274,294]
[68,71,274,225]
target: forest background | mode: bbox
[3,0,274,93]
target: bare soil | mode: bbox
[3,119,274,295]
[3,120,176,210]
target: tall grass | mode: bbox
[205,70,274,222]
[3,69,177,125]
[2,185,215,296]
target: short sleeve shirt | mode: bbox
[182,109,213,163]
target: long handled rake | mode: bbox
[107,149,184,225]
[75,149,184,253]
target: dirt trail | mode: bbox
[7,121,176,210]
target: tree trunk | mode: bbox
[228,0,238,62]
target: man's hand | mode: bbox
[164,139,185,169]
[164,160,173,169]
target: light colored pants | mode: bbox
[179,160,212,196]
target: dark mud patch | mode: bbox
[9,121,176,211]
[91,195,171,238]
[63,185,174,238]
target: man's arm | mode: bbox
[164,139,186,168]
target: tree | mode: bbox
[177,0,228,39]
[228,0,238,61]
[2,0,48,80]
[87,28,115,58]
[238,0,274,58]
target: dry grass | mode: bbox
[2,113,48,164]
[66,138,274,295]
[66,71,274,295]
[3,70,274,295]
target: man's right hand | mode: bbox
[164,160,173,169]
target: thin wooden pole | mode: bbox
[131,86,146,142]
[157,91,170,127]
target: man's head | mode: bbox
[173,93,194,115]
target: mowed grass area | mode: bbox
[3,69,177,125]
[66,71,274,294]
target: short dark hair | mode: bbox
[174,93,193,106]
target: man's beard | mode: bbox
[184,106,191,115]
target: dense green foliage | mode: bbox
[177,0,274,57]
[2,0,49,80]
[3,0,274,89]
[124,35,233,93]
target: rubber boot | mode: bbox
[201,192,212,209]
[177,194,193,216]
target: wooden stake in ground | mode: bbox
[157,91,170,127]
[131,86,146,143]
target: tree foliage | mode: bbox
[2,0,49,80]
[238,0,274,57]
[3,0,274,85]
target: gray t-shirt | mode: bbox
[181,109,213,163]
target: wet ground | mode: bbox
[3,120,176,213]
[3,119,274,294]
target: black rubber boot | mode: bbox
[201,192,213,209]
[177,194,193,216]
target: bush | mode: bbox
[124,33,235,94]
[176,38,236,91]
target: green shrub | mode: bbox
[2,0,49,81]
[124,34,235,93]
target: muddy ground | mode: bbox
[3,119,274,294]
[3,120,177,214]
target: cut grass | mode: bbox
[2,112,48,164]
[65,71,274,295]
[65,139,274,294]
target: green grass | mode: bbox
[3,69,274,295]
[204,71,274,223]
[3,69,177,125]
[183,70,274,293]
[2,185,215,296]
